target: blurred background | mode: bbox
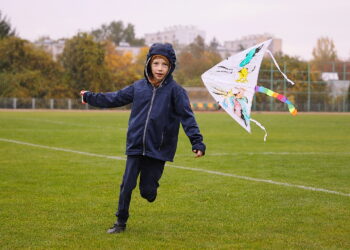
[0,0,349,112]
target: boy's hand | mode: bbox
[193,149,204,158]
[80,90,87,104]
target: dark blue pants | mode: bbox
[116,155,165,224]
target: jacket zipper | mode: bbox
[143,87,157,155]
[142,54,169,155]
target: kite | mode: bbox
[201,39,297,141]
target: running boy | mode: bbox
[80,43,206,234]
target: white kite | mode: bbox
[201,39,297,141]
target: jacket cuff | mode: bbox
[83,91,90,103]
[192,143,206,155]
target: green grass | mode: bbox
[0,110,349,249]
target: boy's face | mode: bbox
[151,57,170,83]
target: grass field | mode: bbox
[1,110,350,249]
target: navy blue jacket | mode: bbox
[83,43,205,162]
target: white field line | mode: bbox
[8,117,126,131]
[7,118,348,156]
[1,137,349,198]
[0,138,125,161]
[177,152,350,156]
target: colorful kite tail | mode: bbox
[255,86,297,116]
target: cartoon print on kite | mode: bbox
[216,65,233,74]
[212,87,250,126]
[239,44,263,67]
[236,66,256,83]
[235,44,263,83]
[214,45,263,83]
[214,62,256,83]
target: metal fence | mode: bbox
[0,97,129,110]
[254,61,350,112]
[1,62,349,112]
[185,61,350,112]
[0,90,348,112]
[185,88,349,112]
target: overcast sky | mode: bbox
[2,0,349,60]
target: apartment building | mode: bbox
[34,38,65,61]
[144,25,206,47]
[223,33,282,56]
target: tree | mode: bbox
[107,21,125,45]
[60,33,112,94]
[104,41,144,89]
[91,24,111,42]
[91,21,145,46]
[175,37,222,86]
[0,37,66,98]
[347,84,350,109]
[132,46,149,77]
[123,23,145,46]
[311,37,347,109]
[258,54,307,105]
[312,37,338,71]
[209,37,219,52]
[258,53,330,110]
[91,21,124,45]
[312,37,337,61]
[0,11,16,39]
[188,35,205,58]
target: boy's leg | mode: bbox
[115,155,141,225]
[139,156,165,202]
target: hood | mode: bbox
[144,43,177,84]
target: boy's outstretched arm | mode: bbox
[80,85,134,108]
[175,88,206,158]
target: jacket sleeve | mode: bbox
[83,85,134,108]
[174,87,206,154]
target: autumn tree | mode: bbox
[258,52,330,110]
[312,37,337,62]
[133,46,149,77]
[175,36,222,86]
[0,37,66,98]
[104,41,146,89]
[189,36,205,58]
[258,54,308,106]
[0,11,16,39]
[311,37,338,72]
[348,84,350,108]
[60,33,112,94]
[311,37,350,109]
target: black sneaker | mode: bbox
[107,223,126,234]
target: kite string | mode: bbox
[250,118,268,142]
[266,50,295,85]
